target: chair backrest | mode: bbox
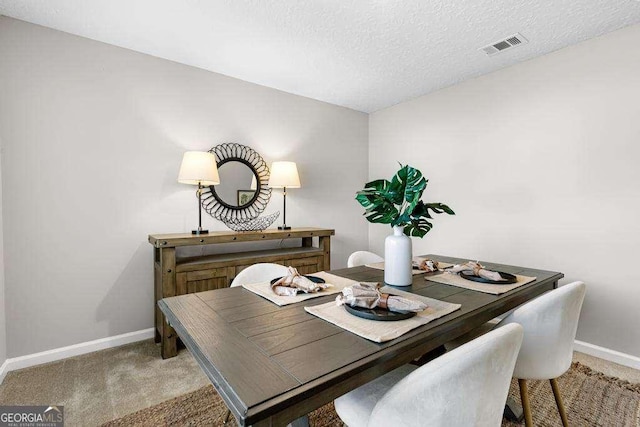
[368,324,524,427]
[347,251,384,268]
[230,263,290,287]
[499,281,586,380]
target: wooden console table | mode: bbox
[148,227,335,358]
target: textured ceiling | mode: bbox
[1,1,640,112]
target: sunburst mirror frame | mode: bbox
[201,143,272,221]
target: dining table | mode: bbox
[158,254,564,426]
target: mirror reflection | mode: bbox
[214,161,258,207]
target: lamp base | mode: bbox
[192,229,209,235]
[278,226,292,230]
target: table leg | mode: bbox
[251,414,309,427]
[287,415,309,427]
[410,345,446,366]
[504,396,524,422]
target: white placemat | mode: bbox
[365,261,454,275]
[305,286,461,343]
[426,272,537,295]
[242,271,358,306]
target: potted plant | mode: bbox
[355,164,454,286]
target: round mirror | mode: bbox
[201,143,272,221]
[212,160,259,208]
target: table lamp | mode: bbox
[178,151,220,234]
[268,161,301,230]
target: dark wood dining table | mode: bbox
[158,254,563,426]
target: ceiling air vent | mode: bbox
[480,33,528,56]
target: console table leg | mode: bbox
[319,236,331,270]
[160,247,178,358]
[160,319,178,359]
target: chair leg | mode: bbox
[550,378,569,427]
[223,409,232,425]
[518,379,533,427]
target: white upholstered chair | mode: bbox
[334,323,524,427]
[230,263,290,287]
[347,251,384,268]
[504,281,585,427]
[446,281,586,427]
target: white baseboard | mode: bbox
[574,340,640,370]
[0,328,155,384]
[0,359,8,384]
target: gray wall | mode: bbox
[0,17,369,358]
[369,24,640,357]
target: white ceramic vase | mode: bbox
[384,225,413,287]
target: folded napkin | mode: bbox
[412,257,441,272]
[448,261,504,282]
[271,266,330,296]
[335,282,427,313]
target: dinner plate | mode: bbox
[344,305,416,321]
[270,275,326,285]
[460,271,517,285]
[270,275,326,294]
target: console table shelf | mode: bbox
[149,227,334,358]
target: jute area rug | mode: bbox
[103,363,640,426]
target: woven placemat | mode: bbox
[305,286,460,343]
[365,261,454,275]
[102,362,640,427]
[242,271,357,306]
[427,271,537,295]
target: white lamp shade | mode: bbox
[268,161,301,188]
[178,151,220,186]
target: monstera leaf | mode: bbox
[355,179,399,224]
[391,164,427,204]
[355,164,454,238]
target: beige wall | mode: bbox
[0,148,5,367]
[369,24,640,357]
[1,15,638,361]
[0,17,369,358]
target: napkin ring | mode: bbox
[378,293,390,310]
